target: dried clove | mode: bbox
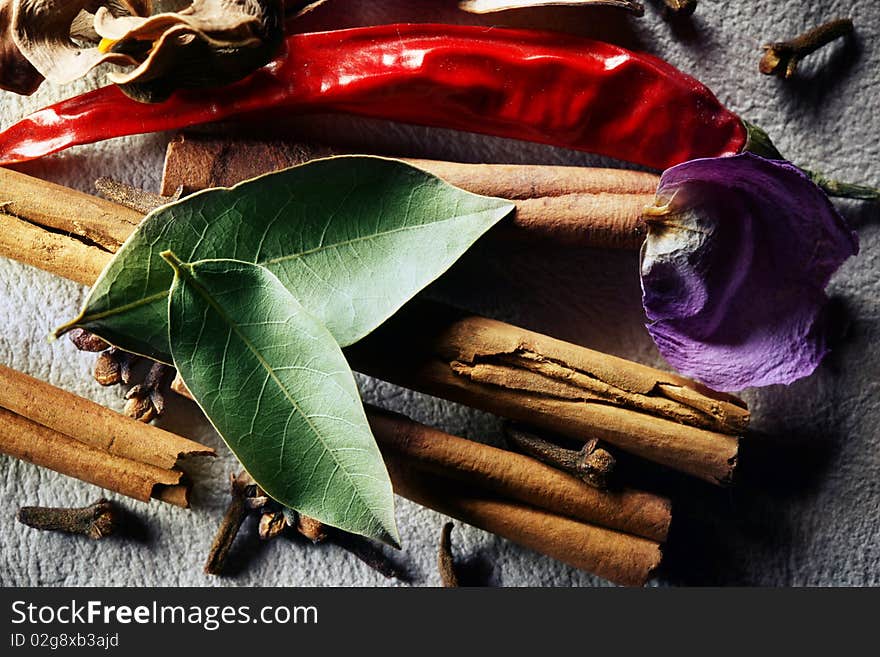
[289,511,407,580]
[438,522,460,587]
[203,472,407,579]
[67,328,109,352]
[295,513,330,543]
[660,0,696,16]
[760,18,854,79]
[505,425,615,489]
[93,348,137,387]
[17,498,120,539]
[204,471,258,576]
[329,528,407,581]
[124,361,173,422]
[170,372,192,399]
[258,509,287,541]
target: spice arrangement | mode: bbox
[0,1,876,587]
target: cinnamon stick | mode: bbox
[0,176,744,484]
[0,167,141,251]
[0,408,190,506]
[369,407,671,542]
[387,458,662,586]
[348,303,744,485]
[160,134,659,250]
[167,378,670,542]
[0,364,214,470]
[0,211,109,286]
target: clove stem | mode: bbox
[505,425,615,489]
[329,528,407,580]
[124,362,173,422]
[438,522,460,587]
[204,471,257,576]
[760,18,854,79]
[17,498,120,539]
[291,512,406,580]
[258,509,287,541]
[94,348,138,387]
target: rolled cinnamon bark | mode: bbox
[348,302,744,485]
[0,211,109,286]
[169,378,671,541]
[160,133,659,249]
[0,178,744,484]
[0,408,190,507]
[0,364,214,470]
[0,167,141,251]
[369,406,671,542]
[387,457,662,586]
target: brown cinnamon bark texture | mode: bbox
[387,459,662,587]
[0,167,141,251]
[0,364,214,470]
[349,303,744,485]
[167,379,671,544]
[0,211,109,286]
[160,134,659,249]
[0,407,190,506]
[369,407,671,542]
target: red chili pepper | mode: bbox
[0,23,746,170]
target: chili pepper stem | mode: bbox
[804,173,880,202]
[760,18,854,79]
[744,122,879,202]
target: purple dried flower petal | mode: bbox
[640,153,858,391]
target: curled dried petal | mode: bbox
[8,0,282,102]
[11,1,148,84]
[0,2,43,93]
[641,153,858,391]
[97,0,283,101]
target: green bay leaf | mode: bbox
[57,156,514,362]
[165,255,399,546]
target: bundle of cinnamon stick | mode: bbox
[0,365,213,507]
[0,146,748,584]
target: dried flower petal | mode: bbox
[641,153,858,391]
[7,0,282,102]
[11,1,148,85]
[0,1,43,93]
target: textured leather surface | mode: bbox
[0,1,877,586]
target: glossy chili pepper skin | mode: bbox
[0,23,747,169]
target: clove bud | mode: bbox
[661,0,696,16]
[94,348,136,386]
[295,514,329,543]
[123,362,173,422]
[505,425,616,489]
[259,509,287,541]
[760,18,854,79]
[67,328,109,352]
[17,498,120,539]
